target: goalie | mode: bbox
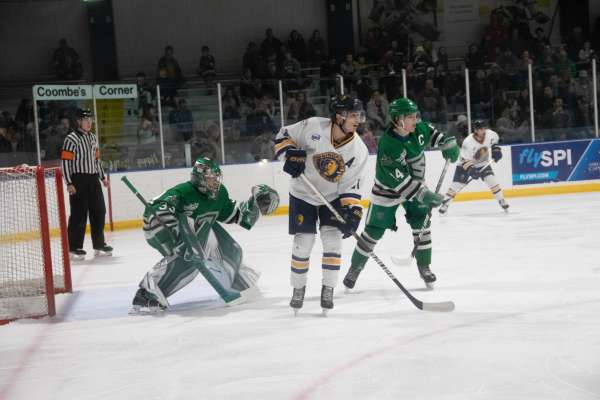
[131,157,279,313]
[439,120,509,214]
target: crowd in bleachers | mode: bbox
[4,15,600,168]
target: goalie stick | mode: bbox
[299,174,454,313]
[391,159,450,266]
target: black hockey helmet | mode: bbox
[76,108,93,119]
[473,120,487,131]
[329,95,365,122]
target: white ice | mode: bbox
[1,192,600,400]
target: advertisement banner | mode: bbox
[511,139,600,185]
[93,84,138,99]
[33,84,93,100]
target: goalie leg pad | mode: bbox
[290,233,315,288]
[320,225,342,287]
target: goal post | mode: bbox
[0,165,71,324]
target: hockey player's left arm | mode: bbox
[335,144,368,238]
[425,122,459,162]
[217,184,280,230]
[490,130,503,162]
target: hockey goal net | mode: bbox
[0,165,72,324]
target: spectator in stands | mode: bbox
[0,126,12,153]
[156,45,184,88]
[516,87,531,123]
[548,97,571,139]
[357,122,377,154]
[417,78,447,124]
[366,90,389,131]
[319,56,339,96]
[470,70,491,119]
[566,26,586,62]
[412,45,432,77]
[243,42,261,77]
[508,28,529,59]
[464,44,484,70]
[495,107,526,144]
[536,86,555,124]
[222,86,241,120]
[191,122,220,162]
[574,70,593,105]
[497,47,519,89]
[287,30,307,63]
[296,91,316,121]
[281,51,303,90]
[307,30,326,65]
[245,99,275,137]
[532,27,549,60]
[168,98,193,142]
[435,47,449,73]
[45,117,70,159]
[197,46,216,87]
[578,41,595,69]
[52,38,83,80]
[553,49,576,79]
[156,67,178,106]
[340,53,360,91]
[137,106,158,145]
[355,76,373,107]
[136,72,153,113]
[261,28,282,59]
[251,131,274,161]
[446,114,469,143]
[516,50,534,86]
[388,40,405,69]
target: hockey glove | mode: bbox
[416,186,444,208]
[491,145,503,162]
[251,184,280,215]
[466,165,481,180]
[283,148,306,178]
[336,205,363,239]
[439,136,460,163]
[238,196,260,230]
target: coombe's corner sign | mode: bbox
[33,84,137,100]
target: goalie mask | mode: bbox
[190,157,222,199]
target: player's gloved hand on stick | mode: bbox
[283,149,306,178]
[439,136,460,162]
[491,145,503,162]
[336,205,363,239]
[466,165,481,180]
[416,187,444,208]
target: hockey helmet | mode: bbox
[329,95,366,123]
[190,157,222,199]
[389,98,419,121]
[76,108,93,119]
[473,120,487,131]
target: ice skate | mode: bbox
[499,199,509,213]
[320,285,334,315]
[418,264,436,290]
[130,288,165,314]
[342,265,362,291]
[94,244,113,257]
[69,249,86,261]
[290,286,305,316]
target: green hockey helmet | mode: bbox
[389,98,419,121]
[190,157,222,198]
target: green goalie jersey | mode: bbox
[143,182,240,249]
[371,121,447,207]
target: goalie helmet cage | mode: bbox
[0,165,72,325]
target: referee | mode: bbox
[60,108,112,259]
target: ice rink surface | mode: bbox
[1,192,600,400]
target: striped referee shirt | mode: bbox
[60,129,105,185]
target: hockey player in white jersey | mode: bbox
[439,120,509,214]
[274,95,369,314]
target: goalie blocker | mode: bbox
[128,157,279,312]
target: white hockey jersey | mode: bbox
[274,117,368,207]
[460,129,500,169]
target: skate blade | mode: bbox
[70,255,85,261]
[129,305,164,315]
[344,287,353,294]
[425,282,435,290]
[94,250,112,257]
[293,308,300,317]
[321,309,329,317]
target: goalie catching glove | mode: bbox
[237,184,280,230]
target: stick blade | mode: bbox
[391,255,413,266]
[421,301,455,312]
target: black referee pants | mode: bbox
[68,173,106,250]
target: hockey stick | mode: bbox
[299,174,454,313]
[391,159,450,266]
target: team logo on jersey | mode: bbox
[296,214,304,225]
[475,147,489,161]
[313,152,345,182]
[311,133,321,141]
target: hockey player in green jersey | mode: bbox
[342,97,459,289]
[131,157,279,313]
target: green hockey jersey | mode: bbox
[371,121,446,206]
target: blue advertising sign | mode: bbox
[511,139,600,185]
